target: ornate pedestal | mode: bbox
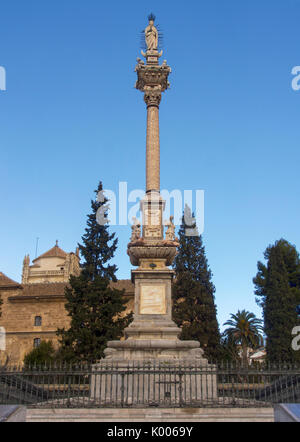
[103,192,208,363]
[105,259,207,365]
[92,252,215,403]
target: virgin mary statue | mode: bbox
[145,14,158,51]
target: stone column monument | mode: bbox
[91,15,217,405]
[103,16,207,363]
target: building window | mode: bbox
[33,338,41,348]
[34,316,42,326]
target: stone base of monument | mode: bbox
[103,319,208,361]
[102,340,208,361]
[90,359,217,405]
[91,321,217,404]
[101,264,214,360]
[90,262,217,404]
[27,407,275,422]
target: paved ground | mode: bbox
[0,406,27,422]
[274,404,300,422]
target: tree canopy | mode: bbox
[172,206,221,361]
[57,182,132,363]
[253,239,300,363]
[223,310,263,366]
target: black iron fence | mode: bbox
[0,362,299,408]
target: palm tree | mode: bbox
[223,310,263,366]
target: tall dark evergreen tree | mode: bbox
[253,239,300,363]
[57,182,132,363]
[79,182,118,281]
[172,206,221,361]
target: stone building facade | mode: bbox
[0,243,134,365]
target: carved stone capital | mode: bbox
[135,60,171,109]
[144,87,161,107]
[135,64,171,93]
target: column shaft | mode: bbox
[146,105,160,193]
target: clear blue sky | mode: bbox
[1,0,300,331]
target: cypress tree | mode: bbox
[172,206,221,361]
[253,239,300,363]
[57,182,132,363]
[79,182,118,281]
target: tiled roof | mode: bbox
[0,272,20,287]
[6,279,133,297]
[21,282,68,297]
[33,245,67,262]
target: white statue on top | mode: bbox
[145,14,158,51]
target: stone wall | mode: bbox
[0,286,69,364]
[0,280,134,365]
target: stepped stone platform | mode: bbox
[26,407,274,422]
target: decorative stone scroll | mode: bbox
[143,226,162,239]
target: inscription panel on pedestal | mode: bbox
[144,208,161,226]
[140,284,166,315]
